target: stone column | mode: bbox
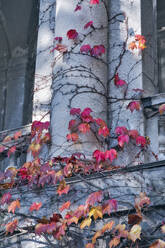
[32,0,56,122]
[51,0,108,156]
[108,0,145,164]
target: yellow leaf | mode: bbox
[80,217,92,229]
[128,224,141,242]
[89,206,103,220]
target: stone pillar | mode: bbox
[51,0,108,156]
[108,0,145,164]
[32,0,56,122]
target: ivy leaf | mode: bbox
[81,108,93,122]
[0,145,5,153]
[84,21,93,29]
[128,129,139,139]
[67,216,78,225]
[127,101,140,112]
[74,5,81,11]
[93,150,105,163]
[7,146,16,157]
[29,202,42,212]
[101,221,114,233]
[52,44,68,53]
[105,149,117,162]
[54,36,62,42]
[90,0,99,4]
[59,201,71,212]
[66,133,79,142]
[57,180,70,196]
[80,44,91,53]
[68,120,77,129]
[78,123,90,133]
[161,225,165,233]
[89,206,103,220]
[102,199,117,215]
[67,29,78,40]
[86,244,94,248]
[8,199,20,214]
[90,45,105,57]
[128,41,137,50]
[6,219,18,234]
[80,217,92,229]
[115,126,128,135]
[149,239,165,248]
[14,131,22,140]
[92,230,102,244]
[70,108,81,115]
[98,126,110,137]
[1,192,12,205]
[159,104,165,115]
[114,73,127,87]
[109,237,120,248]
[135,192,150,212]
[128,213,142,225]
[85,191,103,206]
[118,135,129,148]
[135,136,146,147]
[128,224,141,242]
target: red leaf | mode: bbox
[115,126,128,135]
[105,149,117,162]
[66,133,79,142]
[52,44,68,53]
[90,0,99,4]
[136,136,146,147]
[80,44,91,53]
[59,201,71,212]
[57,181,70,196]
[70,108,81,115]
[128,130,139,139]
[84,21,93,29]
[118,135,129,148]
[98,126,110,137]
[29,202,42,212]
[81,108,93,122]
[0,145,5,153]
[102,199,117,215]
[86,191,103,206]
[78,123,90,133]
[67,29,78,40]
[127,101,140,112]
[68,120,76,129]
[93,150,105,163]
[114,73,127,87]
[90,45,105,57]
[1,192,12,205]
[74,5,81,11]
[6,219,18,234]
[54,37,62,42]
[8,199,20,214]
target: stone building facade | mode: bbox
[0,0,165,247]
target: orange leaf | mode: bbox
[80,217,92,229]
[101,221,114,233]
[6,219,18,234]
[92,230,102,244]
[59,201,71,212]
[7,146,16,157]
[29,202,42,212]
[86,243,94,248]
[109,237,120,248]
[8,199,20,214]
[149,239,165,248]
[159,104,165,115]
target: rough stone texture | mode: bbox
[51,0,108,157]
[33,0,56,122]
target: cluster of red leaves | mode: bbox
[129,34,146,50]
[80,44,105,57]
[115,126,147,148]
[67,108,110,143]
